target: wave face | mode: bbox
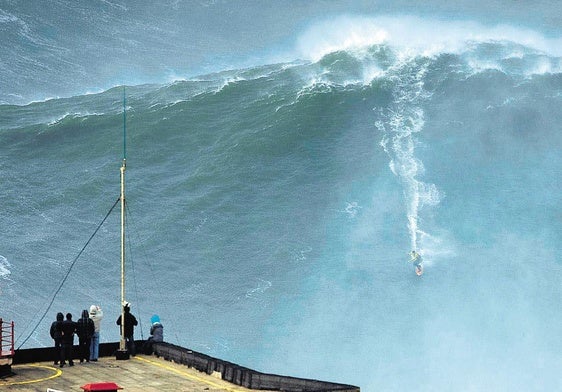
[2,19,562,392]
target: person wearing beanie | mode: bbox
[89,305,104,361]
[49,312,64,365]
[149,315,163,342]
[60,313,77,367]
[76,309,95,363]
[143,314,164,355]
[116,302,138,355]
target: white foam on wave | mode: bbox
[212,76,246,94]
[47,112,74,126]
[0,9,19,24]
[377,58,442,253]
[47,112,105,127]
[417,230,457,266]
[0,255,11,278]
[245,278,272,299]
[344,202,362,219]
[296,17,389,61]
[295,15,562,62]
[529,57,561,74]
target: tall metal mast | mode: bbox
[117,86,129,360]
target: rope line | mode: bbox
[124,202,181,346]
[126,202,144,339]
[15,198,120,350]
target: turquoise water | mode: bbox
[2,4,562,391]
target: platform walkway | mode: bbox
[1,354,262,392]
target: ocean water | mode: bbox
[2,3,562,391]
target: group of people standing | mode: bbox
[50,302,163,366]
[49,305,103,368]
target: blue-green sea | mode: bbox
[1,2,562,391]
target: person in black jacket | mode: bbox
[60,313,77,367]
[76,309,95,363]
[116,302,138,355]
[49,312,64,365]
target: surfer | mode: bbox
[410,250,423,276]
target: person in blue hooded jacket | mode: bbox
[143,314,164,354]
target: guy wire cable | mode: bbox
[15,198,120,350]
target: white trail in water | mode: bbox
[377,59,441,254]
[0,255,11,278]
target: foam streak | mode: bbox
[377,59,440,252]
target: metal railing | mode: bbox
[0,318,15,357]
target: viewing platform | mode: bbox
[2,353,257,392]
[1,342,360,392]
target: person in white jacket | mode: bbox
[89,305,104,361]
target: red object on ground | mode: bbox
[80,382,123,391]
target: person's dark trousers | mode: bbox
[53,338,63,365]
[125,336,136,356]
[79,337,91,362]
[61,342,74,367]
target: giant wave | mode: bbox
[2,19,562,391]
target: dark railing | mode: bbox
[12,341,122,364]
[153,342,360,392]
